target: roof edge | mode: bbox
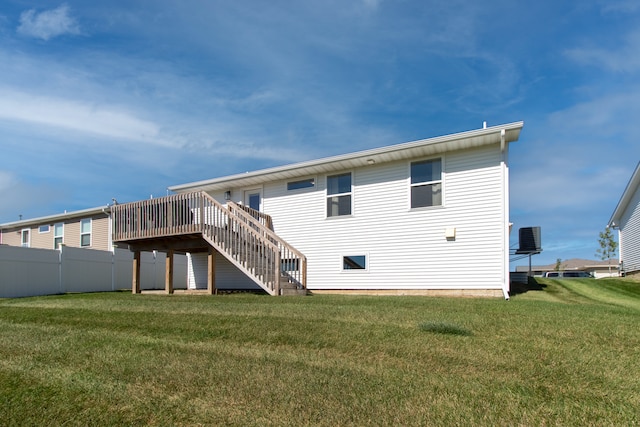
[0,205,111,229]
[609,161,640,227]
[169,121,524,193]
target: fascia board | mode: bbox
[169,121,524,193]
[609,162,640,227]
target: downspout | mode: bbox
[501,129,510,300]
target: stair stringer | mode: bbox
[200,232,279,296]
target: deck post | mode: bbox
[207,247,216,295]
[132,251,141,294]
[165,250,174,294]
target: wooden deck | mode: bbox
[112,191,307,296]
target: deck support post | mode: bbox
[132,251,141,294]
[207,247,216,295]
[165,250,174,294]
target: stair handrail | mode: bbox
[202,194,306,291]
[226,200,307,289]
[226,201,304,258]
[231,203,274,230]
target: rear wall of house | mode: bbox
[212,143,508,292]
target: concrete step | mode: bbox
[279,287,308,296]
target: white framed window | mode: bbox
[342,254,367,271]
[410,158,442,208]
[21,229,30,247]
[326,172,352,217]
[287,177,315,191]
[54,223,64,249]
[39,225,50,233]
[80,218,91,247]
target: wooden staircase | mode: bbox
[112,192,306,295]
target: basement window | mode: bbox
[343,255,366,270]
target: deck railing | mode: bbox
[112,192,306,294]
[112,192,201,241]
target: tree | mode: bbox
[596,227,618,276]
[554,258,563,271]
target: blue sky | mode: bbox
[1,1,639,268]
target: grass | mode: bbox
[1,278,639,426]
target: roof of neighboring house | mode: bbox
[515,258,618,272]
[0,206,111,230]
[609,161,640,228]
[169,121,524,193]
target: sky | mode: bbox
[1,1,639,268]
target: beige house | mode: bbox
[0,206,112,251]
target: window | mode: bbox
[343,255,366,270]
[39,225,50,233]
[287,178,315,191]
[411,158,442,208]
[21,229,30,247]
[327,173,352,217]
[80,219,91,247]
[54,223,64,249]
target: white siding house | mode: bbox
[609,162,640,277]
[168,122,524,298]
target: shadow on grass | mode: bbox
[418,321,473,336]
[509,277,546,296]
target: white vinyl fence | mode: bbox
[0,245,187,298]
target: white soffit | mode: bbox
[169,121,524,193]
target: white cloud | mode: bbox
[565,29,640,73]
[17,3,80,40]
[599,0,640,13]
[362,0,382,11]
[0,88,167,146]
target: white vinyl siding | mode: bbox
[262,144,506,291]
[187,252,261,290]
[618,183,640,274]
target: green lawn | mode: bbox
[1,278,639,426]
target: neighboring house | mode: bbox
[112,121,524,298]
[609,161,640,277]
[0,206,113,251]
[514,258,619,279]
